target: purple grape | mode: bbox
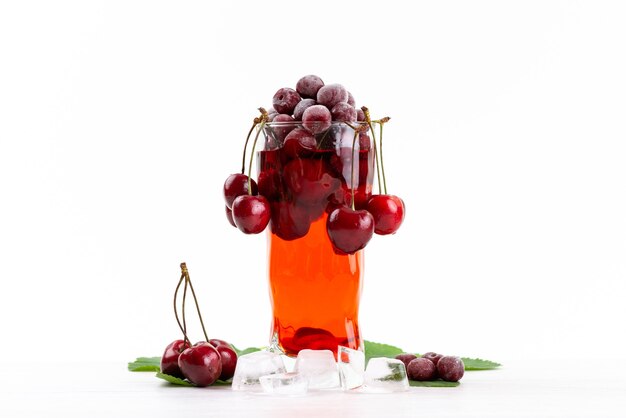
[331,102,357,122]
[271,114,295,142]
[395,353,417,369]
[407,358,437,381]
[422,352,443,366]
[317,84,348,109]
[347,91,355,107]
[293,98,317,121]
[356,108,365,121]
[296,75,324,99]
[437,356,465,382]
[302,105,332,135]
[273,87,301,114]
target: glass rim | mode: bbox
[263,120,368,127]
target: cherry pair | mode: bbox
[161,338,237,387]
[326,113,405,254]
[326,194,405,254]
[223,110,272,235]
[159,263,238,387]
[224,173,269,234]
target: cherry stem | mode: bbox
[181,263,210,342]
[240,108,268,175]
[350,131,360,209]
[376,117,390,195]
[362,107,383,195]
[346,122,366,211]
[181,270,190,346]
[247,115,268,194]
[240,121,259,174]
[173,272,190,345]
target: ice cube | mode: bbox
[259,372,308,395]
[294,349,340,390]
[363,357,409,393]
[281,354,297,373]
[231,351,287,391]
[338,346,365,390]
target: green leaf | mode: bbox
[461,357,501,370]
[364,340,404,363]
[231,345,262,357]
[156,372,233,387]
[409,379,460,388]
[156,372,194,386]
[128,357,161,372]
[129,340,501,392]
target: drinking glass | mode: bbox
[257,121,375,357]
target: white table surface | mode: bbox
[1,360,624,417]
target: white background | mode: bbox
[1,0,625,367]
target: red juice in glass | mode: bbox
[258,122,374,357]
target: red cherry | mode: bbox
[329,147,373,209]
[292,327,337,352]
[283,159,341,206]
[358,132,371,151]
[395,353,418,369]
[271,114,296,142]
[208,338,232,348]
[225,206,236,227]
[437,356,465,382]
[407,358,437,381]
[206,339,238,381]
[269,201,311,241]
[214,344,237,381]
[223,173,258,209]
[178,342,222,387]
[326,206,374,254]
[160,339,191,378]
[353,187,372,210]
[283,128,316,159]
[232,195,271,234]
[422,352,443,366]
[326,186,351,214]
[366,195,405,235]
[257,169,282,201]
